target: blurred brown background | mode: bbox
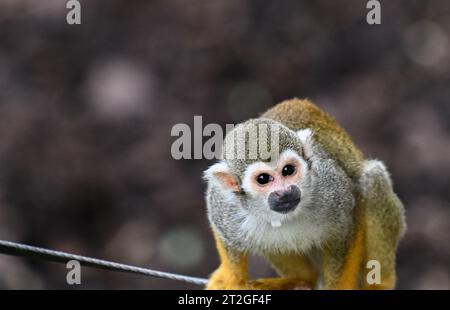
[0,0,449,289]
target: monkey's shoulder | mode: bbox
[261,98,338,132]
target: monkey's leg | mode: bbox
[321,218,366,290]
[360,160,406,290]
[246,254,313,290]
[251,253,317,290]
[206,230,250,290]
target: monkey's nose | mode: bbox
[268,185,301,213]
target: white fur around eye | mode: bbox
[242,162,272,194]
[278,149,309,181]
[278,149,302,165]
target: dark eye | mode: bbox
[282,164,296,176]
[256,173,273,185]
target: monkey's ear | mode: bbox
[203,162,241,192]
[297,128,313,144]
[297,128,314,158]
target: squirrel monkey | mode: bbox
[203,99,406,290]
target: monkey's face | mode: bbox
[239,149,311,227]
[204,147,313,230]
[204,119,314,230]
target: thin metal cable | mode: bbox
[0,239,208,286]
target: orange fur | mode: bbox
[206,231,249,290]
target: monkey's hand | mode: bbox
[207,271,312,290]
[206,266,250,290]
[249,277,312,290]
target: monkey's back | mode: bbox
[261,98,364,181]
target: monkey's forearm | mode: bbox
[206,231,249,290]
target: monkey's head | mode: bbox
[204,118,315,229]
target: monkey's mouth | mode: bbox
[269,198,300,228]
[270,198,300,214]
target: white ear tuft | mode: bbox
[203,162,230,181]
[297,128,313,144]
[203,162,241,192]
